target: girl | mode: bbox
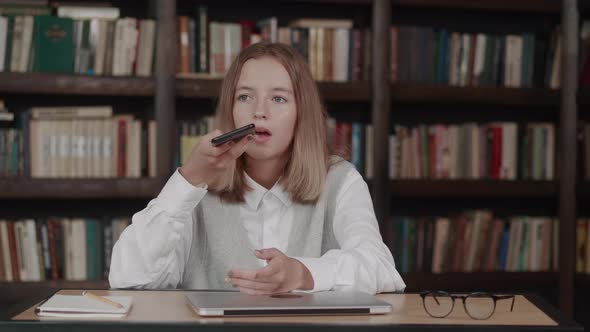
[109,43,406,295]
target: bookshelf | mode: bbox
[0,0,584,324]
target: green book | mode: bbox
[32,15,74,73]
[4,16,13,71]
[85,219,98,280]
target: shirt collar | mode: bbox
[243,172,293,210]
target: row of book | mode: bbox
[177,7,369,82]
[391,211,559,274]
[0,217,130,282]
[389,123,555,180]
[0,106,157,178]
[390,27,561,89]
[172,116,376,179]
[0,5,156,76]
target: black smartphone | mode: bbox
[211,123,256,147]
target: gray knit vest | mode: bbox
[181,159,353,289]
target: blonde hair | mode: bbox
[212,43,329,204]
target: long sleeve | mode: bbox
[295,169,406,294]
[108,170,207,289]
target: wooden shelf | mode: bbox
[0,72,155,96]
[391,84,560,106]
[176,77,371,101]
[0,178,163,199]
[390,180,557,198]
[402,272,559,292]
[391,0,560,13]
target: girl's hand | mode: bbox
[226,248,314,295]
[179,129,254,187]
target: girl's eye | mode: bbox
[237,94,251,101]
[273,96,287,103]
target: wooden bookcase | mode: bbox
[0,0,584,323]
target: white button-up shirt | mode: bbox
[109,168,406,294]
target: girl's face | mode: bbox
[233,56,297,162]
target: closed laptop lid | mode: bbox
[186,290,392,316]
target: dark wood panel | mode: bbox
[391,84,560,106]
[575,274,590,288]
[403,272,559,292]
[0,178,164,199]
[391,0,560,13]
[155,0,177,178]
[578,88,590,106]
[577,182,590,198]
[390,180,557,198]
[559,0,578,318]
[177,77,372,102]
[0,72,155,96]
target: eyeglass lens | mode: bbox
[423,292,454,318]
[464,293,496,320]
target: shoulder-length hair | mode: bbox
[211,42,329,204]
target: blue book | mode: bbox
[438,30,450,83]
[498,228,510,271]
[351,122,363,172]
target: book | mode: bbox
[36,293,132,318]
[32,15,74,73]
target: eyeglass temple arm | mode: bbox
[494,295,516,311]
[421,291,442,305]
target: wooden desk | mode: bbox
[0,289,583,332]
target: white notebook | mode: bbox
[36,294,133,318]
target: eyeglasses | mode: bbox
[419,291,515,320]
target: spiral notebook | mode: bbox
[35,294,133,318]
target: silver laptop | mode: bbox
[186,290,392,316]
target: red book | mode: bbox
[239,20,253,49]
[47,218,58,280]
[117,119,127,177]
[351,29,363,81]
[451,216,467,272]
[489,125,502,179]
[6,222,20,281]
